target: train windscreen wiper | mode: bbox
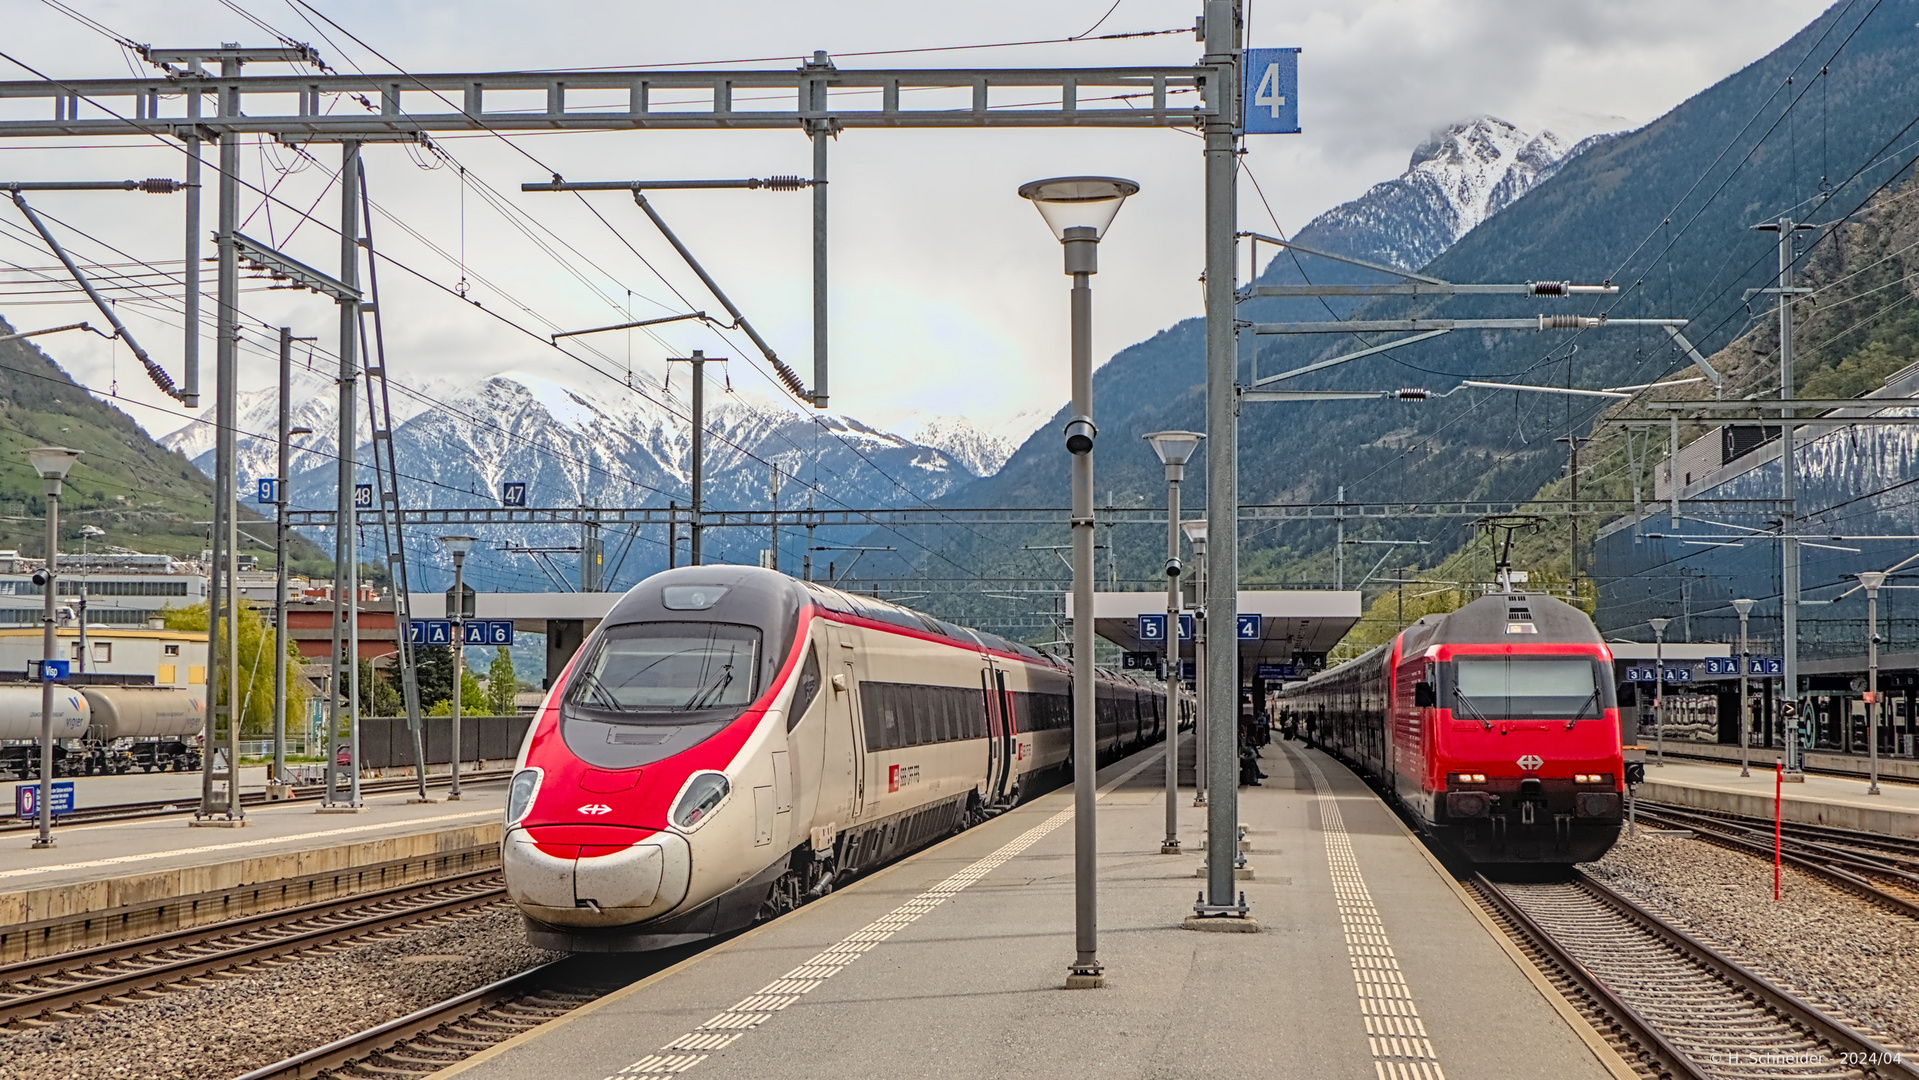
[1564,689,1599,730]
[1452,687,1493,731]
[684,666,735,710]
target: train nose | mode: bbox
[505,829,693,928]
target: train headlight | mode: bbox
[673,771,731,829]
[506,768,542,828]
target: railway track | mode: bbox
[0,770,513,833]
[1468,868,1918,1080]
[0,869,507,1026]
[1636,803,1919,918]
[232,959,624,1080]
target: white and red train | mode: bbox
[503,565,1171,952]
[1277,591,1625,863]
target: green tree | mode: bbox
[163,603,308,738]
[415,644,455,711]
[485,646,517,716]
[357,658,402,716]
[427,665,485,716]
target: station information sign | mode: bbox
[408,620,516,646]
[15,780,74,819]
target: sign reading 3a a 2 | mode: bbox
[1242,48,1301,135]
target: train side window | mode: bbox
[1414,682,1437,708]
[788,645,822,732]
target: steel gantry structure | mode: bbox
[0,27,1246,967]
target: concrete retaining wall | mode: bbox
[0,822,502,963]
[1638,781,1919,839]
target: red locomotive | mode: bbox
[1277,591,1624,863]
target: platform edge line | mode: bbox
[418,743,1165,1080]
[1315,743,1639,1080]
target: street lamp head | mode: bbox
[25,446,80,487]
[439,534,476,561]
[1180,518,1208,554]
[1857,571,1888,595]
[1142,430,1205,477]
[1649,617,1669,636]
[1730,598,1756,617]
[1017,176,1139,242]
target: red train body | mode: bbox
[1278,592,1624,863]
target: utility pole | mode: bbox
[273,328,315,798]
[1753,216,1816,780]
[1334,485,1345,590]
[1198,0,1248,926]
[326,139,364,812]
[804,51,835,411]
[668,352,723,566]
[769,465,781,572]
[1555,435,1590,581]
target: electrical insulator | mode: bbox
[137,178,182,194]
[1396,388,1429,401]
[1530,281,1568,296]
[760,175,808,191]
[1539,314,1594,331]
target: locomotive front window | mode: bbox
[1452,658,1602,721]
[569,622,762,716]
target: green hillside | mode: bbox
[0,317,317,568]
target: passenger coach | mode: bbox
[502,565,1169,952]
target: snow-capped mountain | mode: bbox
[160,371,994,590]
[1281,117,1606,274]
[903,415,1018,477]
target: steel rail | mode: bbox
[1476,869,1919,1079]
[233,960,593,1080]
[0,871,506,1024]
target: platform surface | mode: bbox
[1637,756,1919,836]
[439,739,1623,1080]
[0,782,503,893]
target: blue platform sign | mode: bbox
[1702,657,1739,676]
[462,620,489,645]
[486,620,515,646]
[255,478,280,505]
[16,781,74,819]
[501,481,527,508]
[1137,614,1167,643]
[419,620,452,646]
[1179,614,1194,642]
[1243,48,1301,135]
[1751,657,1784,675]
[1237,614,1263,641]
[34,659,69,681]
[353,483,374,510]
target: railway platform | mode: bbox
[434,740,1633,1080]
[0,783,506,962]
[1637,756,1919,837]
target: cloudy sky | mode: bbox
[0,0,1836,448]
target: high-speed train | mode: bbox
[1277,591,1624,863]
[503,566,1172,952]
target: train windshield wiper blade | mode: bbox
[572,671,627,712]
[1564,689,1599,730]
[684,665,734,710]
[1452,687,1493,731]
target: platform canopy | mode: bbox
[1066,590,1363,679]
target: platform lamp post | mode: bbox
[1650,618,1670,767]
[1182,518,1209,806]
[439,535,476,801]
[1144,430,1203,855]
[26,447,79,849]
[1733,599,1755,777]
[1858,572,1886,796]
[1019,174,1138,991]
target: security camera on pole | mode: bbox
[25,447,78,850]
[1145,431,1203,855]
[1019,174,1137,990]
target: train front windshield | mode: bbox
[1452,658,1603,721]
[568,622,762,718]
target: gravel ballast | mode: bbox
[1585,830,1919,1051]
[0,905,559,1080]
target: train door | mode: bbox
[982,666,1013,805]
[826,625,867,824]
